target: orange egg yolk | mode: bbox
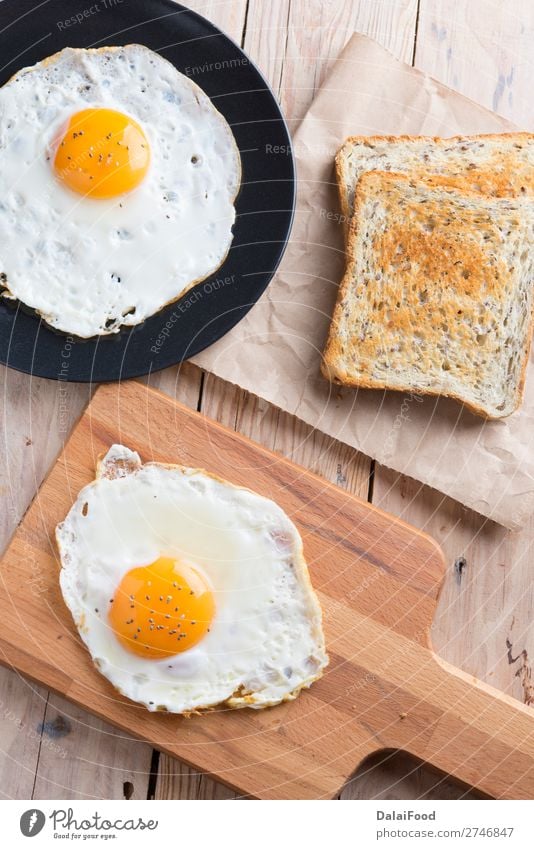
[53,108,150,198]
[108,557,215,659]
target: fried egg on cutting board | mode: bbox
[56,445,328,713]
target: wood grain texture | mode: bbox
[148,0,249,800]
[32,694,154,800]
[185,0,248,39]
[373,470,534,715]
[0,366,91,797]
[0,674,48,800]
[183,0,420,800]
[23,0,248,804]
[343,750,486,800]
[24,366,205,800]
[155,759,240,800]
[165,0,417,798]
[415,0,534,125]
[155,375,372,797]
[246,0,419,126]
[0,381,533,799]
[362,0,534,800]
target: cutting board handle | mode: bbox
[398,656,534,798]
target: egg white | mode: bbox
[56,445,328,713]
[0,45,241,337]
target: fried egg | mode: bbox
[0,45,240,337]
[56,445,328,713]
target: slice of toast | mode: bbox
[335,133,534,233]
[321,171,534,419]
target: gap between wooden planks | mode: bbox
[0,0,533,800]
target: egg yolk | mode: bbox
[108,557,215,658]
[53,108,150,198]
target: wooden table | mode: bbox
[0,0,532,801]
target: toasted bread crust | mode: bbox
[335,132,534,239]
[322,171,534,419]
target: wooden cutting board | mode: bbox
[1,380,533,799]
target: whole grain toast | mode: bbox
[321,171,534,419]
[336,133,534,235]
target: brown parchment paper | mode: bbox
[192,33,534,530]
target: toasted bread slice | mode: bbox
[322,171,534,419]
[336,133,534,234]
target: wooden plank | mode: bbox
[149,0,249,801]
[246,0,419,124]
[155,761,240,800]
[144,361,204,411]
[26,365,205,799]
[27,0,249,801]
[343,751,485,800]
[155,377,372,798]
[23,0,249,807]
[32,695,153,800]
[0,369,90,545]
[199,374,372,503]
[415,0,534,125]
[262,0,420,801]
[0,366,91,797]
[368,469,534,798]
[0,674,49,800]
[155,372,372,799]
[184,0,248,40]
[373,470,534,711]
[170,0,421,805]
[154,0,395,795]
[362,0,534,800]
[0,0,422,802]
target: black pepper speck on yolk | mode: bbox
[53,107,150,198]
[108,557,215,658]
